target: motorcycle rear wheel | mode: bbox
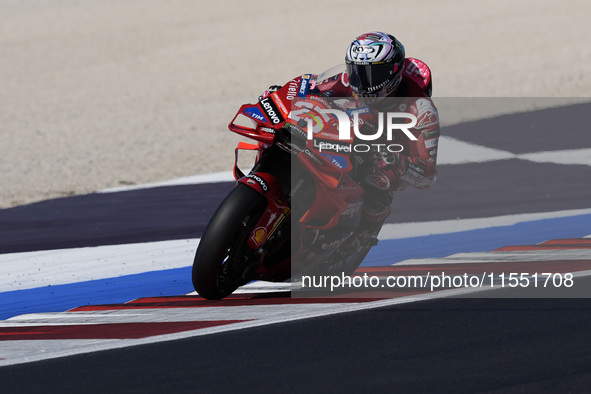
[192,183,267,300]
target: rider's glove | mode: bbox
[371,147,399,169]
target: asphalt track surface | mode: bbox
[1,103,591,393]
[1,296,591,394]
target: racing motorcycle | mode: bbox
[192,67,378,300]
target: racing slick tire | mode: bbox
[192,183,267,300]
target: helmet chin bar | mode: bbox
[353,74,402,98]
[347,59,403,98]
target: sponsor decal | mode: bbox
[345,107,370,117]
[273,95,289,115]
[285,122,307,140]
[405,60,421,77]
[349,44,390,62]
[252,227,267,245]
[317,131,341,139]
[425,137,439,149]
[297,78,309,97]
[403,169,426,184]
[415,98,439,129]
[286,80,299,100]
[260,97,284,125]
[245,106,267,122]
[320,153,349,169]
[293,74,311,98]
[246,174,269,192]
[260,126,275,134]
[402,167,431,187]
[424,137,438,149]
[408,161,425,175]
[307,95,331,108]
[303,148,324,166]
[417,110,438,129]
[352,45,377,54]
[422,128,440,139]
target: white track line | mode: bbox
[379,207,591,239]
[3,268,591,367]
[397,249,591,265]
[2,208,590,292]
[0,285,537,366]
[0,239,199,292]
[99,171,235,193]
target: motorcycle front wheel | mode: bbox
[192,183,267,300]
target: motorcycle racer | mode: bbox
[193,32,440,299]
[262,31,440,266]
[311,32,440,256]
[316,32,438,188]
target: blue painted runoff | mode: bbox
[1,213,589,320]
[0,267,194,321]
[362,213,591,266]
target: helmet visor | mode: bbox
[346,62,400,95]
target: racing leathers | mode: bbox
[262,57,440,256]
[309,57,440,250]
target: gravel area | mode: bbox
[1,0,590,207]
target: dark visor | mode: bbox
[346,62,399,94]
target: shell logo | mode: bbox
[252,227,267,245]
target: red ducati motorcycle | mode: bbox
[192,69,376,300]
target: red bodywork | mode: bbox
[227,75,365,280]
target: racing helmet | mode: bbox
[345,32,405,97]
